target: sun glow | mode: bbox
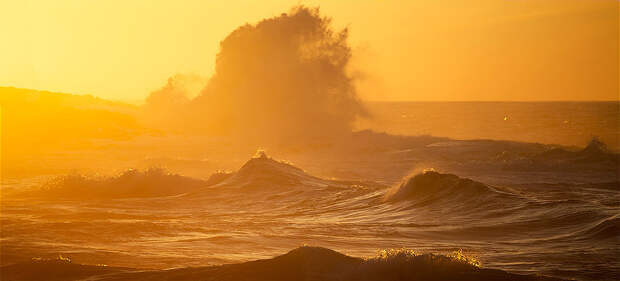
[1,0,617,102]
[1,2,618,281]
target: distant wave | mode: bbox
[504,138,620,172]
[25,168,206,199]
[0,246,563,281]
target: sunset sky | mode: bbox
[1,0,618,102]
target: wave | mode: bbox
[17,151,381,202]
[201,151,383,195]
[0,246,563,281]
[576,215,620,241]
[213,150,325,188]
[2,152,614,280]
[505,138,620,172]
[384,170,509,204]
[23,168,206,199]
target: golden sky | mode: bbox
[1,0,618,101]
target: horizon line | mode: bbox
[2,86,619,104]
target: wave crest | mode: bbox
[577,216,620,241]
[32,168,205,199]
[385,170,493,202]
[212,151,324,188]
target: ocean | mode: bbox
[357,101,619,151]
[1,102,618,281]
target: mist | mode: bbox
[143,6,366,144]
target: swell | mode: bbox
[385,171,508,201]
[382,171,521,218]
[17,168,206,199]
[3,153,616,281]
[0,247,564,281]
[575,215,620,241]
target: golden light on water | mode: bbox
[0,2,618,281]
